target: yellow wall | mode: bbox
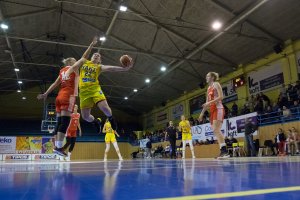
[143,39,300,130]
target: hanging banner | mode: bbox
[222,80,238,104]
[0,137,16,154]
[189,95,206,115]
[16,137,42,154]
[248,62,284,94]
[226,112,258,138]
[192,122,226,141]
[156,111,168,124]
[172,103,184,120]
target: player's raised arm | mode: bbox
[66,37,98,76]
[37,76,61,100]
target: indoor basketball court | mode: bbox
[1,0,300,200]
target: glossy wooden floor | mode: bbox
[0,157,300,200]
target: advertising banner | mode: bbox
[4,154,32,160]
[222,80,238,104]
[247,62,284,94]
[226,112,258,138]
[32,154,57,160]
[192,122,226,141]
[41,137,55,154]
[172,103,184,120]
[156,111,168,125]
[0,137,16,154]
[16,137,42,154]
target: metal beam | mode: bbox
[6,7,57,21]
[130,0,270,99]
[0,34,228,66]
[207,0,282,42]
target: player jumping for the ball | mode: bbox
[198,72,229,159]
[66,37,133,133]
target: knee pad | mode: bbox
[58,116,70,133]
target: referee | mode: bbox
[165,121,178,159]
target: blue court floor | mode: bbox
[0,157,300,200]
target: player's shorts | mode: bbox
[79,89,106,109]
[182,133,192,141]
[105,133,116,143]
[210,107,224,125]
[56,94,75,113]
[66,129,77,137]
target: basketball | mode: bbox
[120,55,132,67]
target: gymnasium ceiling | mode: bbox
[0,0,300,118]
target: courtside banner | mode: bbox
[226,112,258,138]
[4,154,32,160]
[0,137,16,154]
[247,62,283,95]
[192,122,226,141]
[32,154,57,160]
[16,136,42,154]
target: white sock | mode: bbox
[55,141,58,147]
[57,141,63,148]
[68,152,71,157]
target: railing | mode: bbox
[257,107,300,126]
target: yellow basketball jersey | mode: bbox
[179,120,191,134]
[79,60,101,93]
[104,122,114,134]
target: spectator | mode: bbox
[278,93,288,109]
[254,99,264,114]
[244,118,257,157]
[292,127,300,151]
[290,100,300,116]
[264,106,274,121]
[272,102,280,113]
[222,104,229,118]
[226,135,238,157]
[279,84,287,97]
[189,116,195,126]
[287,84,297,102]
[259,92,271,108]
[231,102,238,117]
[286,129,299,155]
[275,128,286,155]
[282,106,291,119]
[246,95,255,112]
[294,81,300,91]
[241,104,250,115]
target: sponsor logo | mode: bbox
[0,137,12,143]
[61,71,70,81]
[34,154,56,160]
[6,155,30,160]
[248,76,260,94]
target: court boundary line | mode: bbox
[0,160,295,174]
[149,186,300,200]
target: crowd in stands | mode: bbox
[263,127,300,156]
